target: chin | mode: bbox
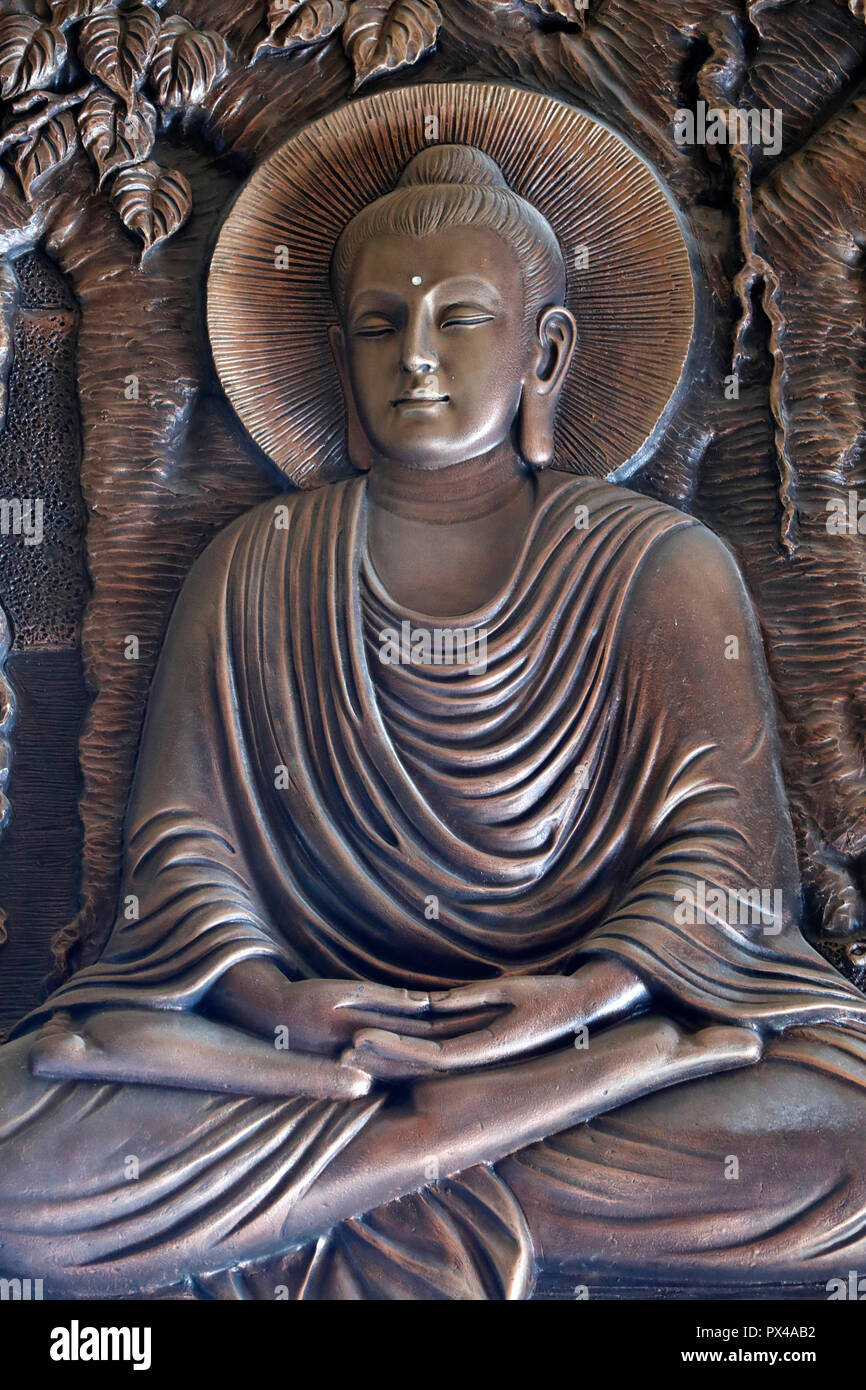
[373,428,507,471]
[372,434,474,469]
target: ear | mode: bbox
[328,322,374,473]
[518,306,577,468]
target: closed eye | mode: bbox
[353,316,398,339]
[439,308,496,329]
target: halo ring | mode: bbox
[208,82,695,487]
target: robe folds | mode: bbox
[4,472,866,1299]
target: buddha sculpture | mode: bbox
[2,129,866,1302]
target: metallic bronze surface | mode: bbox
[207,84,695,486]
[1,0,866,1302]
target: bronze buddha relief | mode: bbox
[1,82,865,1302]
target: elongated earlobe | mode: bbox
[518,306,577,468]
[519,392,556,468]
[328,323,374,473]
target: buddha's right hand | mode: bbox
[211,966,443,1056]
[271,979,440,1056]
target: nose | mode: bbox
[400,312,438,375]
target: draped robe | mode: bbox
[3,473,866,1299]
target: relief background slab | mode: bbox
[0,0,864,1044]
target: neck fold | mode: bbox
[366,446,534,525]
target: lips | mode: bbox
[391,393,450,406]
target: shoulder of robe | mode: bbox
[541,470,699,534]
[635,518,748,603]
[167,485,360,646]
[621,514,760,657]
[545,477,751,634]
[173,488,330,605]
[157,497,286,648]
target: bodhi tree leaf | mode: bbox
[78,88,156,188]
[79,3,159,113]
[110,159,192,263]
[343,0,441,89]
[47,0,116,29]
[12,109,78,201]
[254,0,348,61]
[150,15,229,110]
[0,16,67,100]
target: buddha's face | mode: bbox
[334,226,532,469]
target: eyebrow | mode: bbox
[348,277,506,317]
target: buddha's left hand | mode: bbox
[342,957,649,1079]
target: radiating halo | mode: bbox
[208,82,695,487]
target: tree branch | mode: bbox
[0,83,97,157]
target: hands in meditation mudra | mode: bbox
[3,108,866,1300]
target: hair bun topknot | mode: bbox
[396,145,509,189]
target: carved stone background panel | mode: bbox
[0,0,864,1032]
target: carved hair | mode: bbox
[330,145,567,327]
